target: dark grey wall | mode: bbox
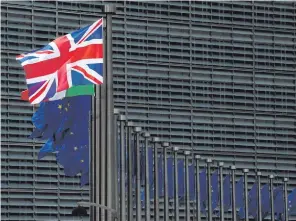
[1,1,296,220]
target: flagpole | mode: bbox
[218,162,224,221]
[243,169,249,221]
[195,155,201,221]
[184,151,191,221]
[283,178,288,221]
[231,166,236,221]
[144,132,151,221]
[206,158,212,221]
[174,147,180,221]
[127,121,134,221]
[118,115,127,221]
[269,175,275,221]
[113,109,120,214]
[162,142,170,221]
[93,79,101,221]
[96,5,116,221]
[90,107,96,221]
[152,137,160,221]
[135,126,142,221]
[257,172,262,221]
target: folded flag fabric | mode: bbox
[248,183,259,217]
[30,95,91,186]
[21,85,94,102]
[30,96,88,141]
[56,122,89,181]
[236,177,244,209]
[238,183,258,218]
[16,18,103,104]
[211,170,219,211]
[223,174,231,211]
[56,121,90,186]
[261,184,270,217]
[199,169,207,213]
[288,188,296,215]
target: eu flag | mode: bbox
[148,147,154,198]
[56,122,89,185]
[216,174,231,216]
[167,157,174,198]
[261,184,270,217]
[248,183,258,217]
[223,175,231,211]
[288,188,296,215]
[274,185,284,219]
[199,169,207,213]
[30,96,91,185]
[30,97,82,141]
[178,159,185,198]
[274,188,296,221]
[238,183,258,219]
[140,143,146,185]
[189,164,195,200]
[211,170,219,211]
[235,177,244,209]
[158,153,164,196]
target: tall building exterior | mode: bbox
[1,1,296,220]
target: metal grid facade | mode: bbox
[1,1,296,220]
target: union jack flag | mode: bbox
[16,18,103,104]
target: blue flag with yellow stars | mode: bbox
[223,174,231,211]
[30,97,78,140]
[30,96,91,186]
[288,188,296,215]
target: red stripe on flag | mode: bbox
[69,44,103,63]
[35,50,54,55]
[21,90,29,101]
[72,65,102,85]
[20,89,52,103]
[56,64,69,92]
[29,81,50,104]
[16,54,25,59]
[78,19,103,44]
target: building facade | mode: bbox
[1,1,296,220]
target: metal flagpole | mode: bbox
[100,5,116,221]
[195,155,201,221]
[243,169,249,221]
[93,59,101,221]
[127,121,134,221]
[152,137,160,221]
[113,109,120,214]
[118,115,126,221]
[173,147,179,221]
[184,151,191,221]
[207,159,212,221]
[231,166,236,221]
[219,162,224,221]
[283,178,288,221]
[269,175,275,221]
[162,142,170,221]
[257,172,262,221]
[90,106,97,221]
[143,132,151,221]
[134,127,142,221]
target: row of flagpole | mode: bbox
[114,113,293,221]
